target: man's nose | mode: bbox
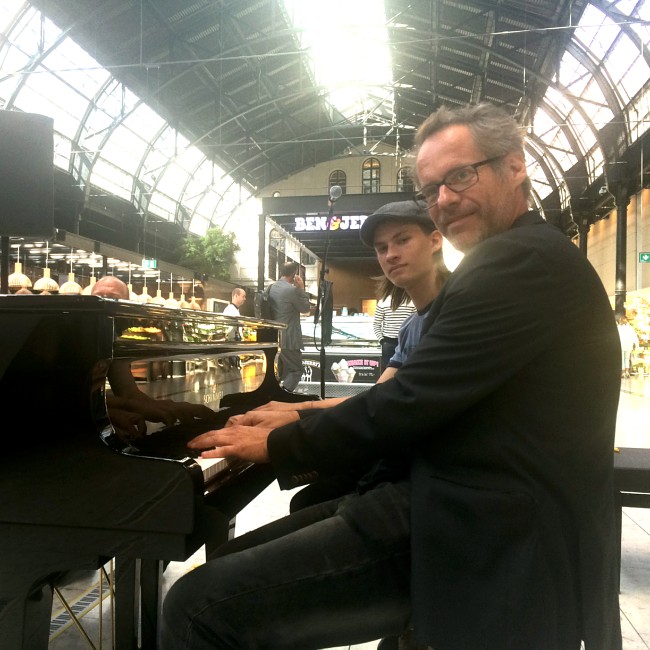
[436,183,460,207]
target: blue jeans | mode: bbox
[160,481,411,649]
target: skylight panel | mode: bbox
[282,0,393,121]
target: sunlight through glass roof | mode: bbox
[0,0,647,239]
[282,0,395,124]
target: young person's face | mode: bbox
[416,124,528,253]
[373,221,442,293]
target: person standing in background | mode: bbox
[222,287,247,341]
[268,261,311,392]
[222,287,246,317]
[617,315,639,378]
[373,286,416,372]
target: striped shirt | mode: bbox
[373,297,416,341]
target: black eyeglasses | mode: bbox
[414,156,504,208]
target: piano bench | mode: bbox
[613,447,650,590]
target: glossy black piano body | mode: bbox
[0,294,308,649]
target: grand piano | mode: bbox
[0,294,310,649]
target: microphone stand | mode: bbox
[315,191,338,399]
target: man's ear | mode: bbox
[505,152,527,185]
[430,229,444,252]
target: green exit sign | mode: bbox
[142,258,158,269]
[640,253,650,263]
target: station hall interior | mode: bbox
[1,1,650,648]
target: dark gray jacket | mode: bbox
[269,212,622,650]
[268,278,310,350]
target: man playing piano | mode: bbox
[161,103,621,650]
[91,275,215,440]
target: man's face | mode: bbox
[373,221,442,293]
[415,124,528,253]
[235,292,246,308]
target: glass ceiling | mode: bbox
[0,0,648,239]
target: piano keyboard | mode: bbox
[195,456,232,483]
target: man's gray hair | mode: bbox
[413,103,531,201]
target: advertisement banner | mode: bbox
[302,351,381,384]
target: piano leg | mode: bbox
[114,557,139,650]
[140,559,163,650]
[114,557,164,650]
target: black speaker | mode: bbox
[0,111,54,237]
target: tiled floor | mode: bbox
[48,376,650,649]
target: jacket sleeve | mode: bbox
[294,287,311,313]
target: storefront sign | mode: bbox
[294,214,368,232]
[639,252,650,263]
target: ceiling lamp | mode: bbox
[178,293,190,309]
[151,273,166,305]
[188,279,200,309]
[8,261,32,289]
[152,288,166,305]
[137,285,152,303]
[15,286,33,294]
[33,242,59,293]
[126,264,138,300]
[81,275,97,295]
[59,271,82,294]
[33,267,59,293]
[59,252,82,294]
[127,283,139,301]
[164,273,179,308]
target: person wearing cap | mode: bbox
[162,103,621,650]
[365,203,443,374]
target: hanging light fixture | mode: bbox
[126,263,139,301]
[152,271,166,304]
[34,267,59,293]
[178,279,191,308]
[81,255,99,294]
[81,275,97,295]
[164,272,179,308]
[59,252,82,295]
[33,241,59,293]
[8,245,32,290]
[138,282,152,303]
[188,279,200,310]
[59,271,82,294]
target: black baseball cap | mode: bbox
[359,200,435,247]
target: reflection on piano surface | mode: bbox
[0,294,310,649]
